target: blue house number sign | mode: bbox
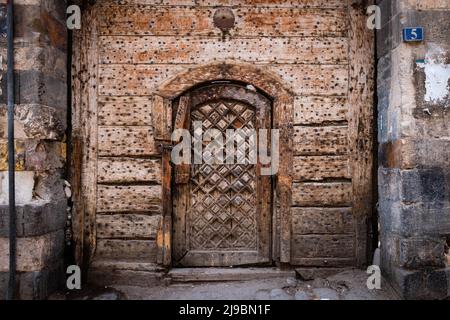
[403,27,424,42]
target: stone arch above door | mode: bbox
[155,61,294,101]
[152,62,295,266]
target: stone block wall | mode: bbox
[377,0,450,299]
[0,0,67,299]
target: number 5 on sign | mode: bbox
[403,27,424,42]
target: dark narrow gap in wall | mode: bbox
[65,2,75,270]
[445,237,450,266]
[371,23,380,264]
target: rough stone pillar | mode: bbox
[377,0,450,299]
[0,0,68,299]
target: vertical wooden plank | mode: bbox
[157,144,172,266]
[152,95,172,141]
[81,5,99,265]
[156,216,164,265]
[348,1,375,267]
[73,7,93,270]
[70,27,84,268]
[152,95,173,266]
[173,95,191,184]
[275,95,294,264]
[272,189,280,262]
[171,95,191,264]
[172,183,189,264]
[161,144,173,266]
[256,91,272,262]
[174,95,190,131]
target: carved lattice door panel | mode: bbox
[173,84,272,267]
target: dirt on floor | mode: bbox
[50,269,400,300]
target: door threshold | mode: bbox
[168,267,296,283]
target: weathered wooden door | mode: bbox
[173,84,272,267]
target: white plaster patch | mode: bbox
[0,171,35,205]
[417,44,450,104]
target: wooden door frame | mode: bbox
[171,84,273,267]
[71,5,99,272]
[152,62,295,267]
[71,3,375,272]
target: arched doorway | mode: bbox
[152,63,296,268]
[172,83,273,267]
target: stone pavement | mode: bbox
[50,269,400,300]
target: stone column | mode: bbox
[377,0,450,299]
[0,0,68,299]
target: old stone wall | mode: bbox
[0,0,67,299]
[377,0,450,299]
